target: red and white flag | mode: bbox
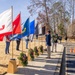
[0,8,22,41]
[0,8,12,35]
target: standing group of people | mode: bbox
[5,36,30,54]
[5,31,67,57]
[5,34,34,54]
[45,30,59,59]
[46,30,68,59]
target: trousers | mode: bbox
[47,46,51,57]
[26,40,28,49]
[5,41,10,54]
[16,40,20,50]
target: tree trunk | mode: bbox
[44,0,50,31]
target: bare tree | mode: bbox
[27,0,54,31]
[27,0,70,36]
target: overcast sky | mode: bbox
[0,0,37,23]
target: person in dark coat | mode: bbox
[46,30,51,58]
[16,38,21,51]
[65,36,68,41]
[58,36,62,43]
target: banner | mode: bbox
[0,8,12,35]
[13,13,21,34]
[10,18,29,40]
[29,20,35,34]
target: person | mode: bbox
[16,38,21,51]
[25,36,29,49]
[5,35,11,54]
[36,35,38,39]
[58,36,62,43]
[46,30,51,58]
[52,31,58,52]
[65,35,68,41]
[29,34,34,42]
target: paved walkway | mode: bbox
[64,43,75,75]
[6,44,64,75]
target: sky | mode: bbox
[0,0,37,23]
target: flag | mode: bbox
[12,13,21,34]
[9,13,21,40]
[0,8,12,41]
[35,23,38,39]
[21,18,29,37]
[29,20,35,34]
[0,35,4,41]
[10,18,29,40]
[0,8,12,35]
[35,23,38,35]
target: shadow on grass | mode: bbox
[0,64,8,68]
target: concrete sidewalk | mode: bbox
[65,43,75,75]
[6,44,64,75]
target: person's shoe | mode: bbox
[16,49,19,51]
[17,49,20,51]
[51,51,53,52]
[8,52,10,54]
[44,49,47,51]
[46,57,51,59]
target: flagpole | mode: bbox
[22,37,23,53]
[11,6,14,59]
[34,19,35,48]
[34,19,38,47]
[29,16,31,49]
[7,7,18,73]
[20,12,23,53]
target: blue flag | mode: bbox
[29,20,35,34]
[21,18,29,37]
[10,18,29,40]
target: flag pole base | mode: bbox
[18,60,23,66]
[7,59,17,74]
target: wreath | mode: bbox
[18,53,28,66]
[34,46,39,56]
[39,45,43,54]
[28,48,34,61]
